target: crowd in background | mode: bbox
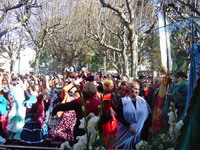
[0,67,188,149]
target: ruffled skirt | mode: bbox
[45,110,76,146]
[20,115,48,146]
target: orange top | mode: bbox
[60,83,74,103]
[103,93,112,101]
[57,83,75,116]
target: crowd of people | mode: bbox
[0,68,188,149]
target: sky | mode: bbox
[0,48,35,74]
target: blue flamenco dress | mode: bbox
[20,95,48,146]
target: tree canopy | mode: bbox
[0,0,199,76]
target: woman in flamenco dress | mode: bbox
[20,94,47,146]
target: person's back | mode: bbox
[52,82,102,141]
[101,78,119,148]
[172,72,188,120]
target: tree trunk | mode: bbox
[122,50,129,77]
[103,55,107,72]
[60,55,66,75]
[10,59,15,73]
[34,50,41,75]
[117,63,123,75]
[121,27,130,77]
[61,61,66,75]
[130,34,138,78]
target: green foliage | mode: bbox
[139,33,161,72]
[88,53,102,72]
[173,50,188,72]
[40,52,49,64]
[147,133,175,150]
[29,51,50,69]
[29,60,35,68]
[136,102,183,150]
[137,133,175,150]
[170,28,190,73]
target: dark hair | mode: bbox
[0,90,4,95]
[86,75,94,82]
[174,72,188,79]
[121,81,127,86]
[96,82,104,93]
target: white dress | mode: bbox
[7,84,26,140]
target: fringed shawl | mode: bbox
[116,96,150,149]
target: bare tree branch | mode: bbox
[0,0,38,38]
[125,0,135,24]
[0,0,29,22]
[85,24,122,52]
[0,8,31,38]
[101,22,123,41]
[177,0,200,16]
[99,0,130,27]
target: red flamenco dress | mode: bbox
[101,92,118,149]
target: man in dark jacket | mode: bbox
[172,72,188,120]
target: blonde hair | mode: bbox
[82,83,97,98]
[103,78,114,91]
